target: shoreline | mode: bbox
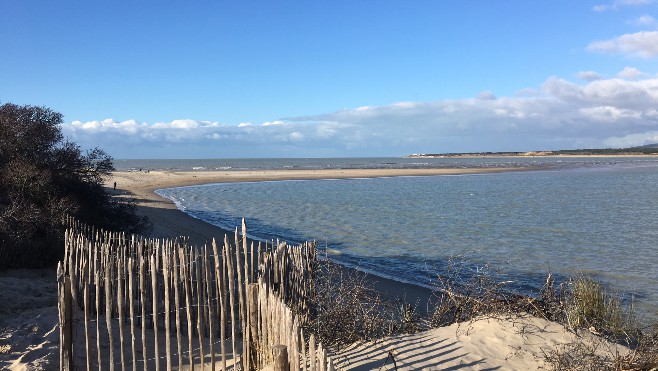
[108,167,530,244]
[406,153,658,159]
[107,167,531,311]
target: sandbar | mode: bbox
[107,166,529,311]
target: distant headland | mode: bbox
[407,144,658,158]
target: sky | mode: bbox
[2,1,658,158]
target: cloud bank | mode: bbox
[63,72,658,158]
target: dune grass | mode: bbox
[564,274,631,336]
[298,255,658,369]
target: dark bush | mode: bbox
[0,103,149,269]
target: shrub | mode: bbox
[0,103,150,269]
[306,260,422,350]
[429,260,536,327]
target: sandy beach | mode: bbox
[0,166,630,370]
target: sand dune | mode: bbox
[334,315,626,370]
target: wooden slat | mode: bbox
[140,255,148,371]
[195,249,205,371]
[181,247,194,371]
[173,246,183,371]
[128,256,137,371]
[151,254,160,371]
[117,248,126,371]
[212,239,227,371]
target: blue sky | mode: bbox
[2,1,658,158]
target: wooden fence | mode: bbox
[58,219,334,371]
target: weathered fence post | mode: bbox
[247,283,259,371]
[95,244,102,371]
[58,263,74,371]
[194,249,205,371]
[140,256,148,371]
[106,253,115,371]
[163,246,172,371]
[128,257,137,371]
[180,248,194,371]
[117,250,126,371]
[203,246,216,371]
[172,248,183,371]
[212,239,227,371]
[224,235,238,367]
[272,345,289,371]
[234,228,247,371]
[151,254,160,371]
[309,335,316,371]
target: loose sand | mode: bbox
[0,167,628,370]
[333,314,627,370]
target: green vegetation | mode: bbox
[564,274,629,335]
[0,103,150,269]
[543,274,658,370]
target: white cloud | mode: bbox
[594,0,653,11]
[594,4,612,11]
[631,15,658,27]
[587,31,658,58]
[617,66,646,78]
[262,120,284,126]
[64,74,658,157]
[291,75,658,150]
[619,0,653,5]
[578,71,602,81]
[580,106,642,122]
[169,119,199,129]
[289,132,304,141]
[476,90,497,100]
[390,101,419,109]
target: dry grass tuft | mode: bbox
[305,260,423,351]
[541,339,628,370]
[429,261,537,327]
[618,322,658,370]
[0,344,11,354]
[426,263,658,370]
[564,274,630,337]
[300,255,658,368]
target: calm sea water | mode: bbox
[115,156,641,172]
[147,157,658,316]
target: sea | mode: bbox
[116,157,658,317]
